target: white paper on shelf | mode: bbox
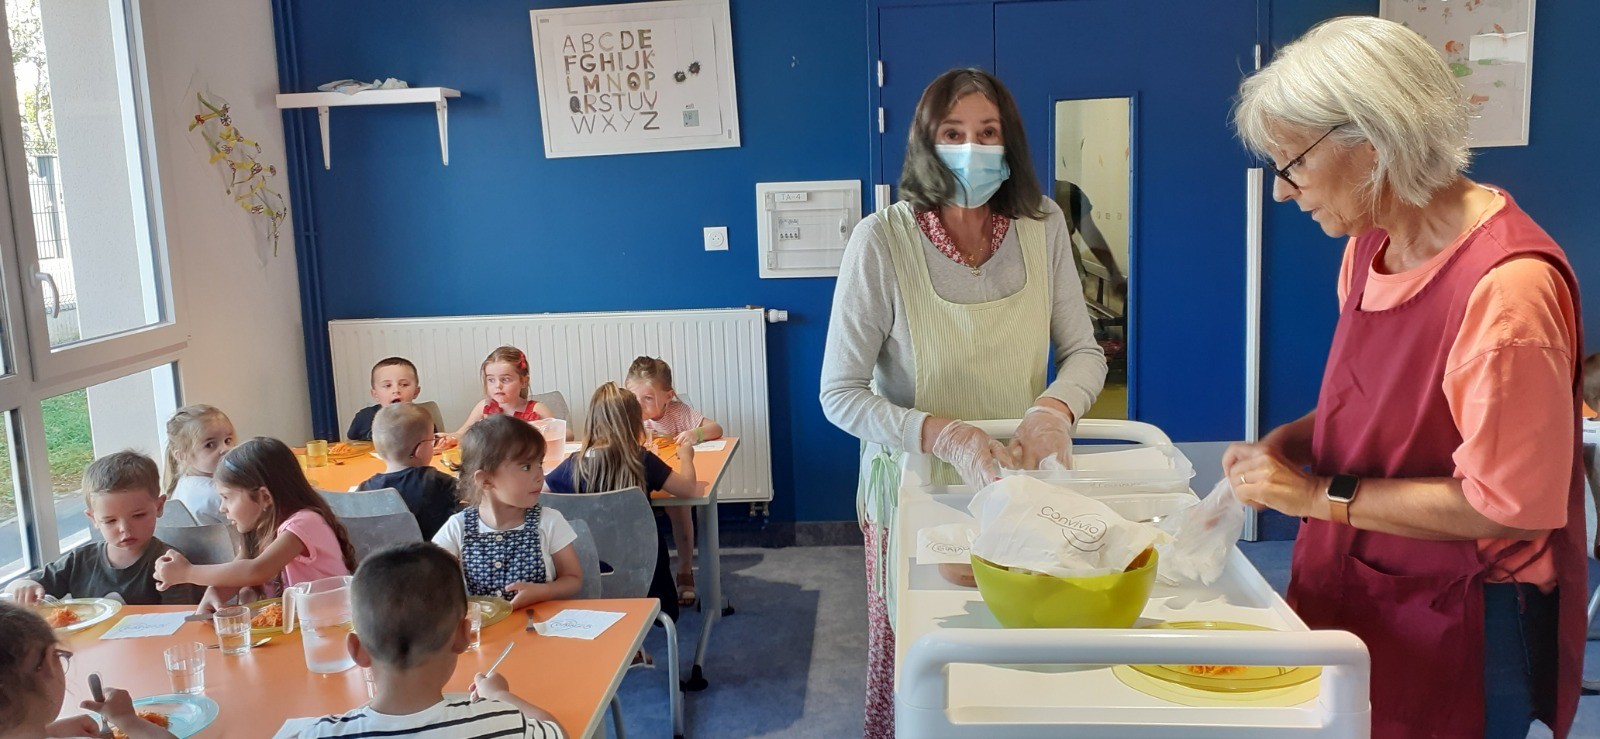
[693,439,727,452]
[916,523,976,565]
[99,612,188,640]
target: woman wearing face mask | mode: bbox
[820,67,1105,738]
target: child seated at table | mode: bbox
[4,451,204,606]
[448,347,556,443]
[153,438,357,612]
[547,382,699,623]
[0,602,177,739]
[347,357,437,441]
[625,355,724,607]
[357,403,462,540]
[279,543,565,738]
[162,404,236,526]
[432,416,580,609]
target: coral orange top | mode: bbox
[1337,191,1578,590]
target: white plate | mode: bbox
[36,598,122,633]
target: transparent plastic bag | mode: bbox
[1155,478,1245,585]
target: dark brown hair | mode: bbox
[625,355,674,391]
[352,542,467,669]
[82,450,162,503]
[216,437,358,573]
[458,415,547,505]
[0,602,55,730]
[370,356,419,386]
[1584,353,1600,412]
[898,68,1047,220]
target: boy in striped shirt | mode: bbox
[283,543,564,738]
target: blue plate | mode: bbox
[98,694,219,738]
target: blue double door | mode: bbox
[876,0,1261,444]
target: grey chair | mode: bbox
[528,390,570,422]
[153,522,236,565]
[415,400,449,435]
[543,488,683,739]
[88,499,198,543]
[322,488,409,517]
[340,511,424,564]
[566,518,604,600]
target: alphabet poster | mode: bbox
[530,0,740,158]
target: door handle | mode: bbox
[33,270,60,318]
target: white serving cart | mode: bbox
[894,419,1371,738]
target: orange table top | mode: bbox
[57,599,656,738]
[301,437,739,506]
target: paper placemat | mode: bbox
[100,611,188,640]
[530,609,625,640]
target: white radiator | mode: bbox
[327,308,774,503]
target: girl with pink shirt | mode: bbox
[154,437,356,612]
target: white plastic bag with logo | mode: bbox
[967,476,1170,577]
[1155,478,1245,585]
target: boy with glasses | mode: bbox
[358,403,463,539]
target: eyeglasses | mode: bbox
[1272,126,1341,191]
[38,647,72,673]
[408,436,438,460]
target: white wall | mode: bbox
[137,0,311,442]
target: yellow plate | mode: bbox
[246,598,285,638]
[470,596,512,628]
[35,598,121,634]
[1127,621,1321,693]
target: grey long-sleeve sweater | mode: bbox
[820,198,1107,453]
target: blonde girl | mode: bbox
[625,356,723,606]
[547,382,699,621]
[162,405,236,526]
[450,346,555,440]
[431,415,581,609]
[153,437,356,612]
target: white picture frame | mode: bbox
[530,0,740,158]
[1379,0,1535,147]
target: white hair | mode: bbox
[1234,16,1471,207]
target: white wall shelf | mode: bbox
[275,86,460,169]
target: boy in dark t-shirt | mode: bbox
[4,451,203,605]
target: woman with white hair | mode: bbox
[1225,16,1584,738]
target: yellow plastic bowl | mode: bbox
[971,548,1158,628]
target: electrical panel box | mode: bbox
[755,180,861,279]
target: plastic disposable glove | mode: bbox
[1008,405,1075,470]
[931,420,1016,489]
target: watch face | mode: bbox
[1328,475,1358,502]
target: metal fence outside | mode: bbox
[27,151,77,309]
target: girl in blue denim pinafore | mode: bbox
[460,505,548,600]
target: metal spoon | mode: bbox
[209,636,273,649]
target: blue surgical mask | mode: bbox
[935,143,1010,208]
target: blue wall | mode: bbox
[275,0,871,525]
[276,0,1598,524]
[1260,1,1600,430]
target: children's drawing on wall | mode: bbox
[187,92,288,256]
[530,0,739,158]
[1381,0,1535,146]
[1055,97,1131,419]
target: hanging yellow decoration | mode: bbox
[189,93,288,255]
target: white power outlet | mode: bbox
[703,226,728,251]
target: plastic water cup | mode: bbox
[213,606,252,655]
[164,642,206,694]
[306,439,329,467]
[467,604,483,650]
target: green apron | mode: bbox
[858,202,1052,622]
